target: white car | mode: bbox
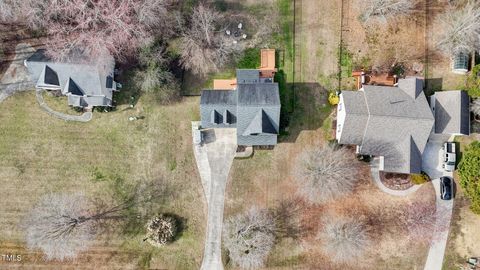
[442,142,456,172]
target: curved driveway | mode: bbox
[370,134,455,270]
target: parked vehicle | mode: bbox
[440,176,454,200]
[442,142,456,172]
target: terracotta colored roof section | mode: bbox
[213,79,237,90]
[259,49,276,70]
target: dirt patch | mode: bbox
[342,0,427,77]
[454,206,480,258]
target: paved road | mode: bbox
[422,134,454,270]
[192,125,237,270]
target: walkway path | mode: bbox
[370,157,421,197]
[192,123,237,270]
[36,90,92,122]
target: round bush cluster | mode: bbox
[145,214,177,247]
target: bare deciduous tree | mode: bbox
[294,145,360,205]
[318,216,370,263]
[135,63,179,103]
[358,0,415,24]
[436,1,480,55]
[23,193,130,261]
[179,4,237,77]
[223,207,276,269]
[135,44,179,103]
[0,0,16,22]
[3,0,173,63]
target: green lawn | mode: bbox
[0,91,205,269]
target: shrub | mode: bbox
[328,92,339,105]
[237,48,261,69]
[472,98,480,116]
[458,141,480,214]
[144,214,178,247]
[410,172,430,185]
[466,65,480,98]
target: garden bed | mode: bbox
[379,171,414,190]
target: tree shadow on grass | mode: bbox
[276,70,333,143]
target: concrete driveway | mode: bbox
[192,123,237,270]
[0,43,35,103]
[421,134,450,179]
[424,178,454,270]
[422,134,455,270]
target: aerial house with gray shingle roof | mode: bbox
[336,77,469,174]
[24,49,118,108]
[200,69,281,146]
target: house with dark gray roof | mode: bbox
[24,49,118,108]
[431,90,470,135]
[200,69,281,146]
[336,77,470,174]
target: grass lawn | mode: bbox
[224,123,434,269]
[0,90,205,269]
[443,135,480,270]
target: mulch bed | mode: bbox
[379,171,414,190]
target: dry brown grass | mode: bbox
[224,123,436,269]
[0,91,205,269]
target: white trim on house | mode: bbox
[336,93,346,141]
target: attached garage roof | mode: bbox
[434,91,470,135]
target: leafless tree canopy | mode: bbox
[23,193,131,260]
[1,0,176,63]
[318,217,370,263]
[179,4,239,77]
[294,145,360,205]
[136,66,179,103]
[135,44,179,103]
[223,207,276,269]
[436,1,480,55]
[0,0,17,22]
[23,193,94,261]
[358,0,415,24]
